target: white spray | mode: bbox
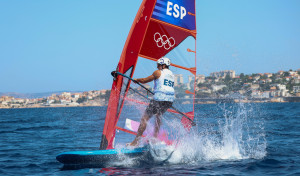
[163,103,267,164]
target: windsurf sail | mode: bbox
[100,0,197,150]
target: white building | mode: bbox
[264,73,273,78]
[261,91,270,98]
[174,74,183,86]
[254,75,260,81]
[62,92,71,98]
[210,70,236,79]
[196,74,205,84]
[289,71,297,76]
[293,86,300,93]
[212,85,226,92]
[187,75,195,89]
[277,84,286,91]
[251,90,261,98]
[251,84,260,90]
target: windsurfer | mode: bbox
[129,57,175,146]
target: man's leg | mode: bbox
[154,114,162,138]
[129,112,151,146]
[153,101,172,138]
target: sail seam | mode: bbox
[150,18,196,37]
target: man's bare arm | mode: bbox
[135,70,161,83]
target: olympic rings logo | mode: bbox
[153,32,175,50]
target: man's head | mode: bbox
[157,57,171,69]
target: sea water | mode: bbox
[0,103,299,175]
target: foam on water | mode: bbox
[111,145,140,167]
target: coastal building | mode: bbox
[254,75,260,81]
[61,99,71,104]
[174,74,183,86]
[270,90,280,97]
[0,96,14,102]
[264,73,273,78]
[251,84,260,90]
[13,98,25,104]
[259,79,266,84]
[197,87,211,94]
[270,86,277,91]
[266,78,272,83]
[196,74,205,84]
[187,75,195,90]
[293,86,300,93]
[289,71,297,76]
[100,90,108,95]
[252,90,271,99]
[262,91,271,98]
[280,90,289,97]
[212,85,226,92]
[278,71,284,75]
[294,78,300,84]
[72,93,81,99]
[277,84,286,91]
[210,70,236,79]
[61,92,71,98]
[251,90,261,98]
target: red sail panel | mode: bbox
[139,20,194,60]
[100,0,156,150]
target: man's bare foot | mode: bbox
[127,137,141,147]
[126,139,139,148]
[129,141,138,146]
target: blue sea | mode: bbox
[0,103,299,175]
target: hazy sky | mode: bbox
[0,0,299,93]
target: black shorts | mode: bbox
[145,100,173,117]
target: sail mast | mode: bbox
[100,0,157,150]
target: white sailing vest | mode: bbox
[153,69,175,102]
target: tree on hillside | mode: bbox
[283,72,289,77]
[224,75,231,84]
[260,83,270,91]
[261,75,267,79]
[77,97,87,103]
[197,83,212,89]
[240,73,245,79]
[286,80,293,92]
[205,76,214,80]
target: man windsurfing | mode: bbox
[129,57,175,146]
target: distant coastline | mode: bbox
[1,69,300,109]
[1,98,300,110]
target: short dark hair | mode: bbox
[162,65,169,69]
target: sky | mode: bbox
[0,0,299,93]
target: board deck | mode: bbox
[56,146,149,165]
